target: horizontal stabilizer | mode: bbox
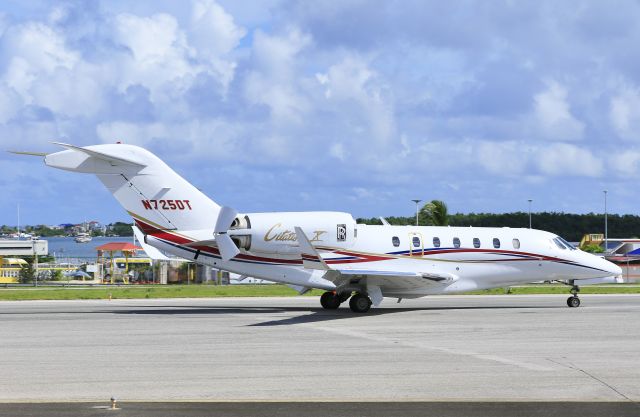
[52,142,145,167]
[8,150,48,157]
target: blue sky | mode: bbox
[1,1,639,226]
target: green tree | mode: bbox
[421,200,449,226]
[108,222,134,236]
[18,256,35,283]
[582,244,604,253]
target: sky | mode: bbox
[1,0,639,226]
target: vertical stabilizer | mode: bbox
[44,143,220,231]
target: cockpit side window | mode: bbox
[557,236,576,250]
[553,238,567,250]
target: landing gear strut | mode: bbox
[566,284,581,308]
[349,293,372,313]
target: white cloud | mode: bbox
[476,140,528,175]
[191,0,246,57]
[316,56,395,143]
[0,82,23,123]
[0,22,80,106]
[534,143,602,177]
[244,28,311,123]
[610,150,640,175]
[533,81,585,141]
[190,0,245,92]
[474,140,603,178]
[329,142,346,161]
[111,13,197,99]
[610,88,640,141]
[5,1,640,222]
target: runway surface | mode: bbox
[1,294,639,403]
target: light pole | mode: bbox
[411,199,422,226]
[604,190,608,254]
[527,199,532,229]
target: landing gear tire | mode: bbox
[349,293,372,313]
[567,296,581,308]
[566,283,581,308]
[320,292,341,310]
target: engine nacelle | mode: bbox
[229,211,356,255]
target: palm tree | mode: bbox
[421,200,449,226]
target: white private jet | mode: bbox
[13,143,622,312]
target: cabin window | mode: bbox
[453,237,461,248]
[493,238,501,249]
[473,238,481,248]
[512,238,520,249]
[412,236,421,247]
[392,236,400,247]
[433,237,441,248]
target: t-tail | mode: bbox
[41,143,220,233]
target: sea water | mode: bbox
[43,236,142,260]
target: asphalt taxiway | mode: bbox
[1,294,639,405]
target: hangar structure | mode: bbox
[0,239,48,282]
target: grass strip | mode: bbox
[0,284,323,301]
[0,284,639,301]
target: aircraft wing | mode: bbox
[295,227,457,291]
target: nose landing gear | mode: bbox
[566,284,580,308]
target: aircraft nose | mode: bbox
[583,253,622,278]
[605,259,623,276]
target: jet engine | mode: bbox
[228,212,357,254]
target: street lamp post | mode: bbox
[527,199,532,229]
[411,199,422,226]
[604,190,608,254]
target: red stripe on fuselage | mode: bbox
[133,217,568,266]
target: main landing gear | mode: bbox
[320,291,372,313]
[567,283,581,308]
[349,293,372,313]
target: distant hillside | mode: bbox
[357,212,640,242]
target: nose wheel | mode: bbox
[567,296,580,307]
[566,284,581,308]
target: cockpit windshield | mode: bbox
[553,236,576,250]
